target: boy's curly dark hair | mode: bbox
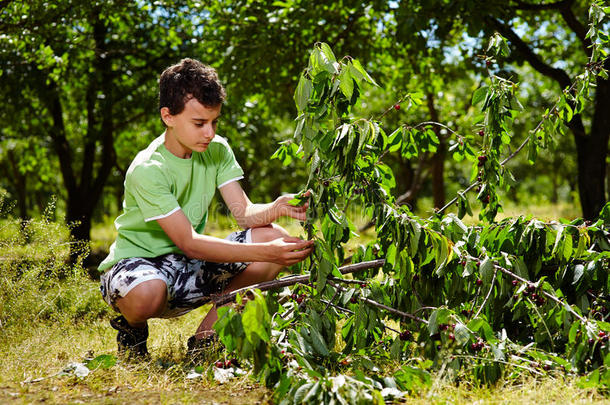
[159,58,226,118]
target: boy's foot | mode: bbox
[186,334,223,360]
[110,315,149,358]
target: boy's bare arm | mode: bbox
[156,209,313,265]
[219,181,308,229]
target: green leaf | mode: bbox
[428,308,450,335]
[294,75,312,112]
[572,264,584,285]
[339,68,354,99]
[317,258,333,292]
[309,326,330,356]
[293,382,314,403]
[85,354,116,370]
[242,291,271,343]
[479,257,494,284]
[318,42,337,63]
[454,323,471,345]
[351,58,378,86]
[472,86,489,106]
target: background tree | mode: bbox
[0,0,209,253]
[391,0,610,219]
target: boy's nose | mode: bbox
[203,126,215,139]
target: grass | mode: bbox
[0,201,606,404]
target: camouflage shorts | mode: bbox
[99,229,251,318]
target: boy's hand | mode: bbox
[273,190,310,222]
[265,236,314,265]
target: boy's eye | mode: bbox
[194,123,204,127]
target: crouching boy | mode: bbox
[98,58,313,358]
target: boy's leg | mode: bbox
[193,224,289,339]
[111,280,168,357]
[115,279,168,327]
[100,255,177,357]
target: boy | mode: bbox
[98,58,313,358]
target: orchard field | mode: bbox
[1,0,610,404]
[0,203,608,404]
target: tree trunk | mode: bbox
[576,76,610,220]
[66,202,92,263]
[426,92,446,208]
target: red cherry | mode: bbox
[478,130,485,136]
[296,297,303,304]
[476,279,483,286]
[394,104,400,110]
[350,296,358,304]
[215,361,223,368]
[225,360,232,368]
[400,330,412,341]
[448,333,455,341]
[512,280,518,286]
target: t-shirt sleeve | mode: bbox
[126,164,181,222]
[215,138,244,188]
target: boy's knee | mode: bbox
[250,223,290,243]
[116,279,168,321]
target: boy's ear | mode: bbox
[160,107,174,127]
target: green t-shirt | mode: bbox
[98,133,244,272]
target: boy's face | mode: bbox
[161,97,221,158]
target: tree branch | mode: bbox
[212,259,386,306]
[327,280,428,324]
[511,0,571,11]
[473,269,497,319]
[487,16,572,90]
[559,5,593,56]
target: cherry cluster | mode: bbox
[215,358,239,369]
[513,281,546,306]
[399,329,412,341]
[439,323,456,341]
[291,292,306,304]
[470,338,486,352]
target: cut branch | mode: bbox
[211,259,386,306]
